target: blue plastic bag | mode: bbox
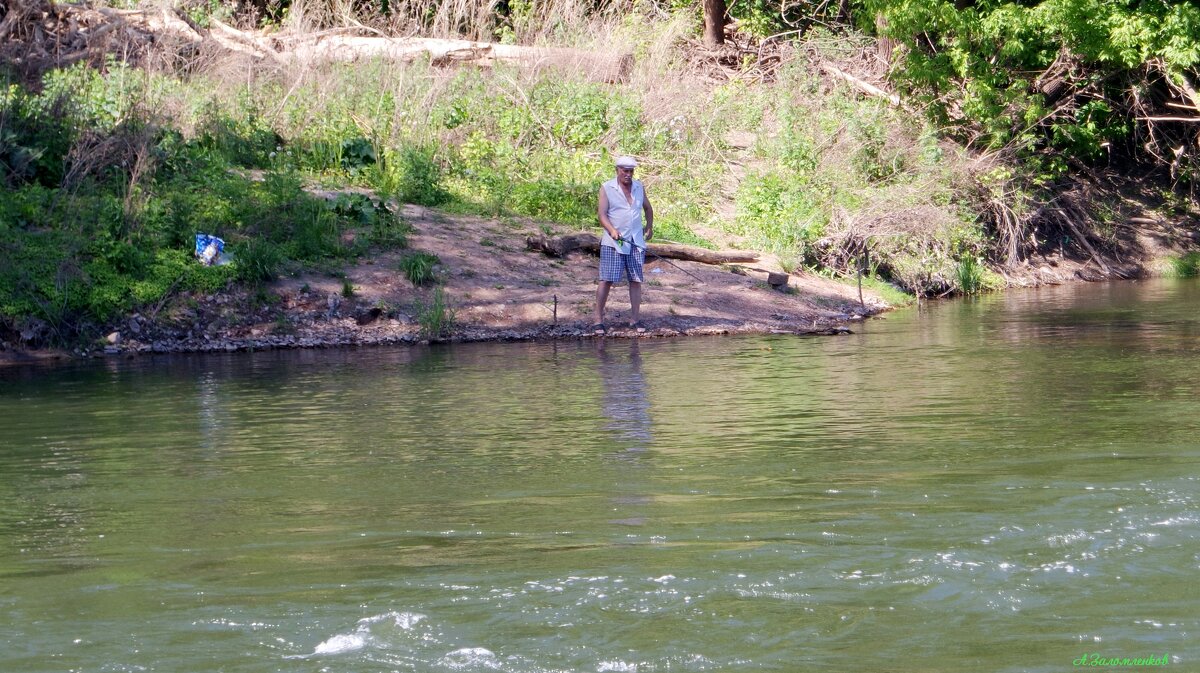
[195,234,225,266]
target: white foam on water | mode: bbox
[438,646,501,670]
[396,612,426,630]
[357,610,427,630]
[286,609,435,660]
[312,633,366,655]
[597,661,638,672]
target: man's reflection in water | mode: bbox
[597,340,652,454]
[596,340,655,528]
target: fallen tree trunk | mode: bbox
[286,36,632,82]
[526,233,760,264]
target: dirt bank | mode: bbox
[6,205,886,361]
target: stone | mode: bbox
[356,307,383,325]
[768,272,789,288]
[106,331,121,345]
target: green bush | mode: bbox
[234,239,285,283]
[1163,252,1200,278]
[864,0,1199,169]
[197,110,280,169]
[379,145,450,206]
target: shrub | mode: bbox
[234,239,284,283]
[1162,252,1200,278]
[396,145,451,206]
[734,170,827,253]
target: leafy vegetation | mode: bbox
[863,0,1200,178]
[0,63,409,343]
[1155,252,1200,278]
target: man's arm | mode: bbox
[643,193,654,241]
[598,187,621,240]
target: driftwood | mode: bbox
[526,233,759,264]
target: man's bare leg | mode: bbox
[629,281,642,324]
[594,281,612,326]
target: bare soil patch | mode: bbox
[266,205,886,345]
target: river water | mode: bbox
[2,279,1198,672]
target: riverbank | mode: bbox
[2,203,883,362]
[7,178,1199,364]
[6,171,1199,364]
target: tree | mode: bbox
[703,0,725,46]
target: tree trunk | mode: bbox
[702,0,725,47]
[874,13,897,68]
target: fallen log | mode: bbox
[286,36,633,83]
[526,234,760,264]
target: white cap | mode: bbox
[615,155,638,168]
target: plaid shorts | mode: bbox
[599,244,645,283]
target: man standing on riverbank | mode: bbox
[594,155,654,335]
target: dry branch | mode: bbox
[819,62,900,107]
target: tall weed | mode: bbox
[415,286,455,339]
[955,255,984,295]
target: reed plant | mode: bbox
[415,286,455,339]
[955,255,985,295]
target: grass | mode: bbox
[849,275,916,307]
[955,255,984,295]
[415,286,455,339]
[1151,253,1200,278]
[400,252,440,286]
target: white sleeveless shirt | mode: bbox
[600,178,645,254]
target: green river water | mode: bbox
[2,279,1198,672]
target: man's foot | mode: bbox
[630,321,646,334]
[591,323,607,335]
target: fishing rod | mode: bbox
[615,237,705,284]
